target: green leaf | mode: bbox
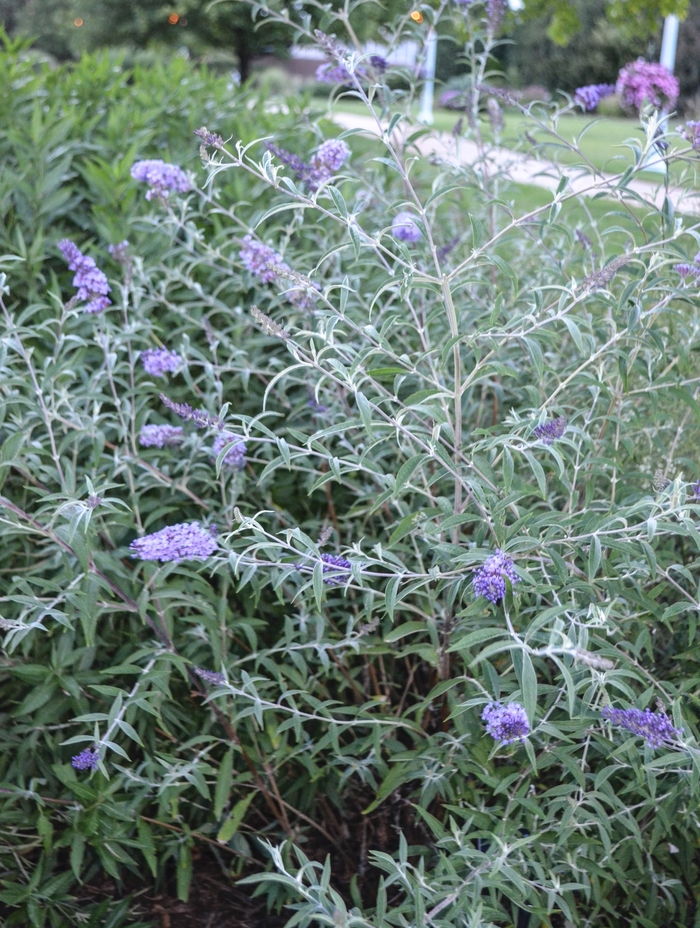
[214,747,235,820]
[177,841,192,903]
[217,792,255,844]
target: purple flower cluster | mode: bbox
[194,126,224,149]
[315,56,387,86]
[239,235,287,284]
[141,347,181,377]
[58,239,112,313]
[482,702,530,744]
[71,747,99,771]
[473,549,520,604]
[674,251,700,282]
[533,416,567,445]
[130,521,218,562]
[212,431,247,470]
[616,59,679,112]
[297,553,353,585]
[678,120,700,152]
[194,667,226,685]
[392,212,422,243]
[601,706,682,747]
[108,240,130,263]
[268,138,349,191]
[138,423,184,448]
[321,553,352,585]
[160,394,221,429]
[574,84,615,112]
[130,159,190,200]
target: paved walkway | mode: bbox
[333,111,700,217]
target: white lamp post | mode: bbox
[644,14,679,174]
[418,27,438,125]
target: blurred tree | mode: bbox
[522,0,687,45]
[504,0,648,93]
[676,0,700,111]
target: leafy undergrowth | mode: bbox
[2,6,700,928]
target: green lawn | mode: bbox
[331,99,697,186]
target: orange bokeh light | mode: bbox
[73,17,83,26]
[168,12,179,24]
[410,10,424,23]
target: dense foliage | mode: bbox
[2,3,700,927]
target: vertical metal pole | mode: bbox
[418,29,437,125]
[660,14,679,71]
[643,15,680,174]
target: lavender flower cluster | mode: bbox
[71,747,99,771]
[141,347,181,377]
[315,55,387,86]
[616,59,679,111]
[138,423,184,448]
[678,120,700,152]
[296,553,353,585]
[131,159,190,200]
[194,667,226,686]
[574,84,615,112]
[473,549,520,604]
[482,702,530,744]
[674,251,700,282]
[392,212,422,243]
[160,393,221,429]
[58,240,111,313]
[601,706,682,747]
[130,521,218,562]
[212,431,247,470]
[268,138,350,191]
[240,235,286,284]
[533,416,567,445]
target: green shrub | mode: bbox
[2,6,700,928]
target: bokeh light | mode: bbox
[73,17,83,26]
[410,10,424,23]
[168,13,180,24]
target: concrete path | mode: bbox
[332,111,700,217]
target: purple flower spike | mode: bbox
[239,235,288,283]
[473,549,520,604]
[130,522,218,562]
[141,348,181,377]
[71,747,99,771]
[131,159,190,200]
[160,394,220,429]
[212,431,247,470]
[58,240,112,313]
[574,84,615,111]
[482,702,530,744]
[194,667,226,686]
[601,706,683,748]
[392,212,422,242]
[138,424,184,448]
[533,416,567,445]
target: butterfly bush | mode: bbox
[4,9,700,928]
